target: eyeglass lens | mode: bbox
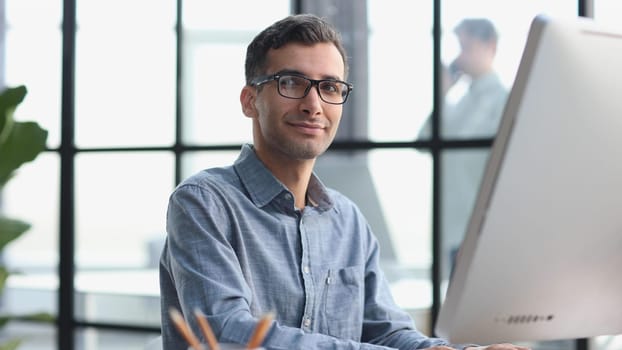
[277,75,349,104]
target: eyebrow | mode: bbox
[273,69,343,81]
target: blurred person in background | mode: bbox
[418,18,509,277]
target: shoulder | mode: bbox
[170,166,244,205]
[179,165,238,189]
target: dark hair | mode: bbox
[454,18,498,43]
[244,14,349,85]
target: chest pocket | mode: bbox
[322,265,364,340]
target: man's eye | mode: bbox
[280,77,303,88]
[325,84,338,93]
[320,82,341,94]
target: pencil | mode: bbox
[194,308,220,350]
[169,307,204,350]
[246,312,274,349]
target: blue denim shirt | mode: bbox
[160,144,457,350]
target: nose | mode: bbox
[299,84,323,115]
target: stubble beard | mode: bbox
[256,114,337,161]
[277,136,331,160]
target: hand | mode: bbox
[465,344,531,350]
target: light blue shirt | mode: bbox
[160,144,461,350]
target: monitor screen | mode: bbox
[435,14,622,345]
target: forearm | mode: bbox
[365,325,455,350]
[217,310,395,350]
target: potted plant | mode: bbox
[0,85,49,350]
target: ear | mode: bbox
[240,86,258,119]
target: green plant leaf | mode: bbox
[0,315,9,328]
[0,311,56,326]
[0,339,22,350]
[0,266,8,292]
[18,312,55,323]
[0,86,27,141]
[0,121,48,189]
[0,85,48,189]
[0,216,30,251]
[0,85,46,350]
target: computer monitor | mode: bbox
[435,14,622,345]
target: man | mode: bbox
[420,18,508,139]
[160,14,527,350]
[418,18,509,279]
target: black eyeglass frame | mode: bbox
[250,73,354,105]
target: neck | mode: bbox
[277,163,314,208]
[254,148,316,209]
[470,65,494,80]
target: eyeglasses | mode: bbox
[251,74,353,105]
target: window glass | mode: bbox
[74,1,177,148]
[75,152,174,269]
[74,152,173,326]
[75,328,160,350]
[1,322,56,350]
[2,153,59,323]
[4,0,62,148]
[594,335,622,350]
[593,0,622,25]
[3,153,59,273]
[368,0,433,141]
[73,270,160,327]
[182,0,289,145]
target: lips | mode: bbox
[288,121,326,135]
[292,121,324,129]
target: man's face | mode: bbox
[243,42,346,162]
[455,32,496,77]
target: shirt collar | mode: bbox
[233,144,333,211]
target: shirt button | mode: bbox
[302,265,310,274]
[303,318,311,327]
